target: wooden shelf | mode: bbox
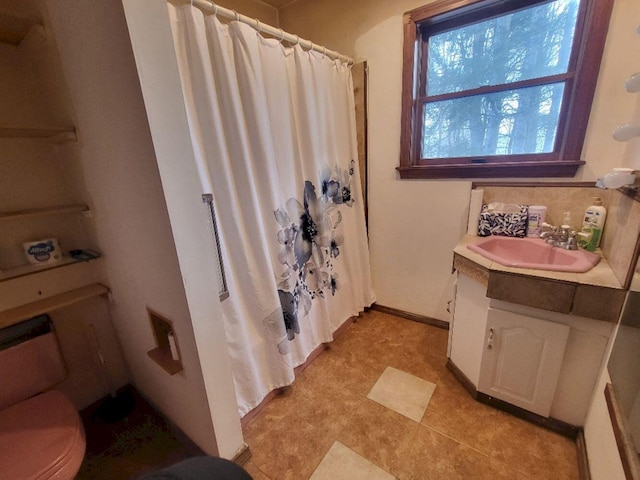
[147,347,183,375]
[0,124,76,141]
[0,204,89,223]
[147,308,183,375]
[0,256,99,283]
[0,283,109,329]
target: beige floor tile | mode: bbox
[420,368,501,455]
[242,460,272,480]
[395,321,449,359]
[393,425,491,480]
[300,340,388,397]
[244,311,579,480]
[337,399,420,475]
[484,458,533,480]
[367,366,436,422]
[243,388,301,448]
[490,411,579,479]
[310,441,395,480]
[248,415,334,480]
[387,345,447,384]
[285,377,366,438]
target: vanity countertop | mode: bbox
[453,235,625,322]
[454,235,623,289]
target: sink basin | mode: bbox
[467,236,601,272]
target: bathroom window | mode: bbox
[398,0,614,179]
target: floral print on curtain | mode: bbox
[274,161,356,344]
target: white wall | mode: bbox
[0,0,129,411]
[21,0,638,468]
[583,55,640,480]
[584,330,626,480]
[41,0,234,456]
[280,0,640,322]
[121,0,257,458]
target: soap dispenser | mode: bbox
[578,197,606,251]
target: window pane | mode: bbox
[421,83,565,159]
[427,0,580,96]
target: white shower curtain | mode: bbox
[168,4,375,416]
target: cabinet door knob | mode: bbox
[487,327,494,350]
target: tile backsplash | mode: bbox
[474,183,640,288]
[478,185,611,229]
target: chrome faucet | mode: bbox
[539,222,587,250]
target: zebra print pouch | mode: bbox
[478,204,529,237]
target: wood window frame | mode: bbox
[398,0,615,179]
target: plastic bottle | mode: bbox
[527,205,547,237]
[578,197,606,251]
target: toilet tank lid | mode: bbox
[0,316,67,410]
[0,314,52,350]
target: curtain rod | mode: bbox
[174,0,354,65]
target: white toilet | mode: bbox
[0,315,86,479]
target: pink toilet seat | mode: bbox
[0,390,86,480]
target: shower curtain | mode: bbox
[168,4,375,416]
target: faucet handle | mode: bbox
[566,230,589,250]
[570,230,589,239]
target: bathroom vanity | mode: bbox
[448,235,625,430]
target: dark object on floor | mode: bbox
[138,457,253,480]
[77,385,205,480]
[93,388,136,423]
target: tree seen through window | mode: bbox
[422,0,579,160]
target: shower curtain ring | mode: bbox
[279,28,285,43]
[255,19,261,31]
[293,34,300,46]
[212,4,218,16]
[233,10,240,21]
[322,46,327,56]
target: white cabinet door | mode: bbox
[478,307,570,417]
[450,273,491,387]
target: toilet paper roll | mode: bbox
[467,189,484,236]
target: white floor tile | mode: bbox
[367,366,436,422]
[309,441,395,480]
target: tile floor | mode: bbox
[241,310,579,480]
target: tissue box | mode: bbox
[478,204,528,237]
[22,238,63,265]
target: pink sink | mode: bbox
[467,236,601,273]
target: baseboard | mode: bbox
[576,429,591,480]
[232,443,252,466]
[371,304,449,330]
[476,392,579,439]
[445,358,477,399]
[446,359,579,440]
[240,315,358,428]
[605,382,640,480]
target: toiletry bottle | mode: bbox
[527,205,547,237]
[579,197,606,251]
